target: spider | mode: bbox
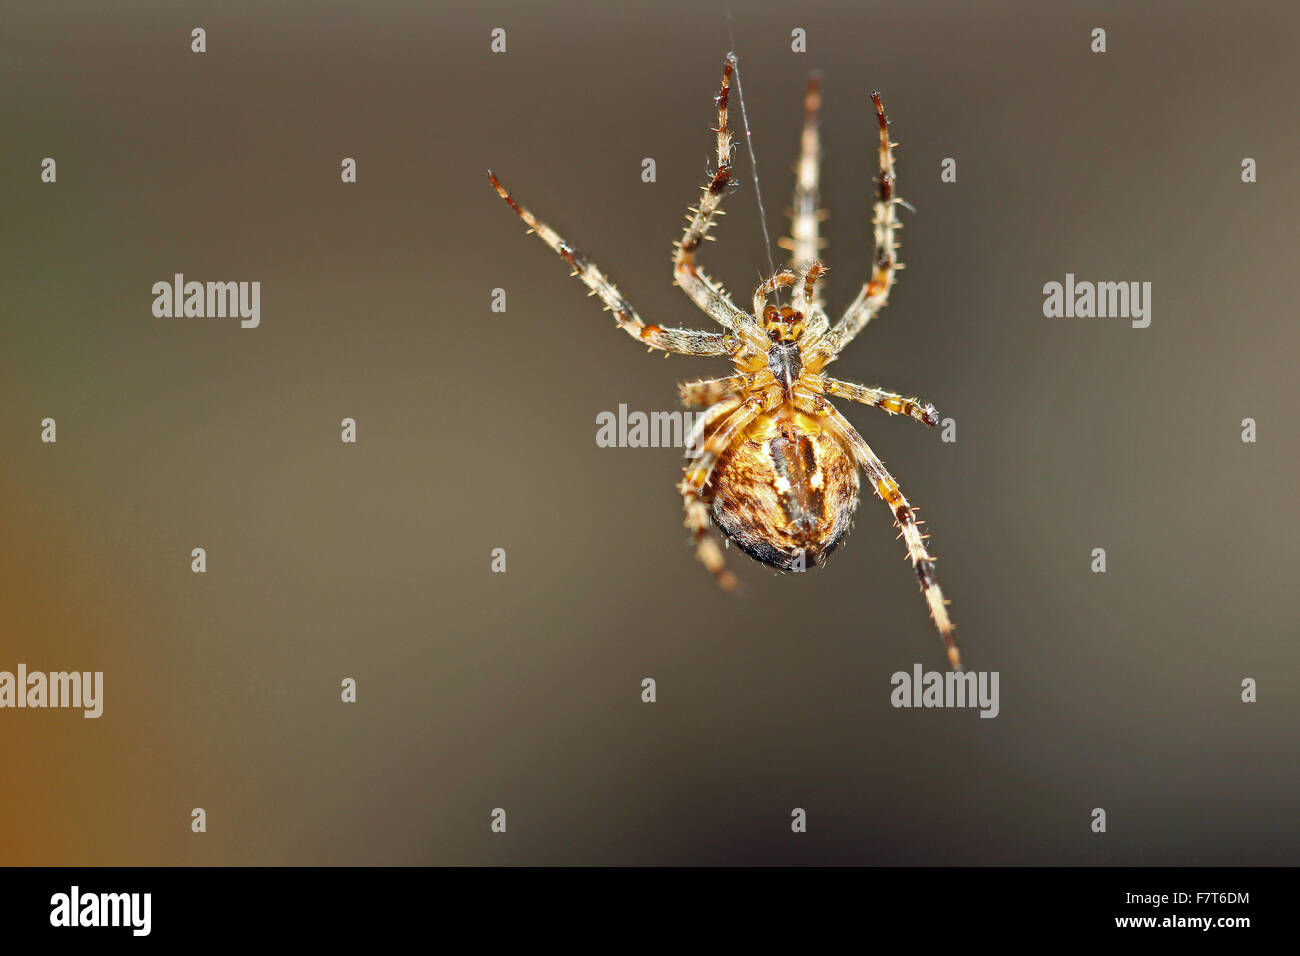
[487,54,960,669]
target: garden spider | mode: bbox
[487,54,960,669]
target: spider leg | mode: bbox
[793,261,830,338]
[682,394,741,462]
[779,73,827,299]
[812,92,902,363]
[795,257,826,317]
[673,55,767,346]
[680,388,780,590]
[679,371,771,408]
[752,269,799,317]
[794,386,960,670]
[488,171,741,357]
[804,373,939,427]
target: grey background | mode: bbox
[1,0,1296,864]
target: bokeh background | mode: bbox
[1,0,1296,865]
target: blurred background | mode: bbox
[1,0,1296,865]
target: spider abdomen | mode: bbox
[708,409,860,571]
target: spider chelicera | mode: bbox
[488,54,960,669]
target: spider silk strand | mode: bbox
[729,52,780,303]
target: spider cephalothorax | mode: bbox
[488,54,961,669]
